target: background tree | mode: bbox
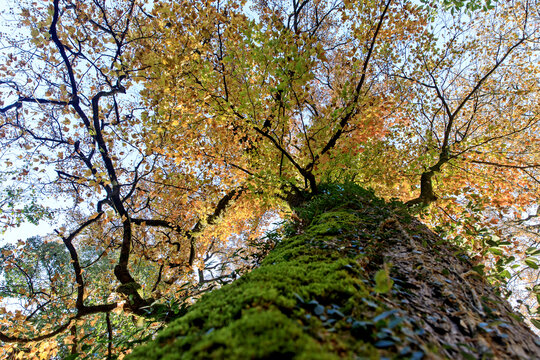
[0,0,538,358]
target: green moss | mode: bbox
[307,210,360,236]
[176,309,338,360]
[128,184,411,360]
[126,183,540,359]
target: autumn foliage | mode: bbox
[0,0,538,358]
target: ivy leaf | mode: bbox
[525,258,539,270]
[374,265,394,294]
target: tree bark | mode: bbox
[128,184,540,360]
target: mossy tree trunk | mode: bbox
[128,185,540,359]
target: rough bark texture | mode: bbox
[128,184,540,359]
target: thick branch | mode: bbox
[58,213,103,310]
[0,319,72,344]
[253,125,318,193]
[307,0,391,170]
[0,300,116,344]
[407,36,528,207]
[131,187,245,267]
[0,97,72,114]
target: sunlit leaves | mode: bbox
[1,0,539,357]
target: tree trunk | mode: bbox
[128,184,540,360]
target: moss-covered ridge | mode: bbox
[128,184,424,359]
[128,183,540,359]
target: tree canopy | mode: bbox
[0,0,538,358]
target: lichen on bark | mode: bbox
[128,184,540,360]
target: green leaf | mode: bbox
[488,247,503,256]
[530,318,540,330]
[526,247,540,256]
[374,266,394,294]
[525,258,539,270]
[472,264,485,275]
